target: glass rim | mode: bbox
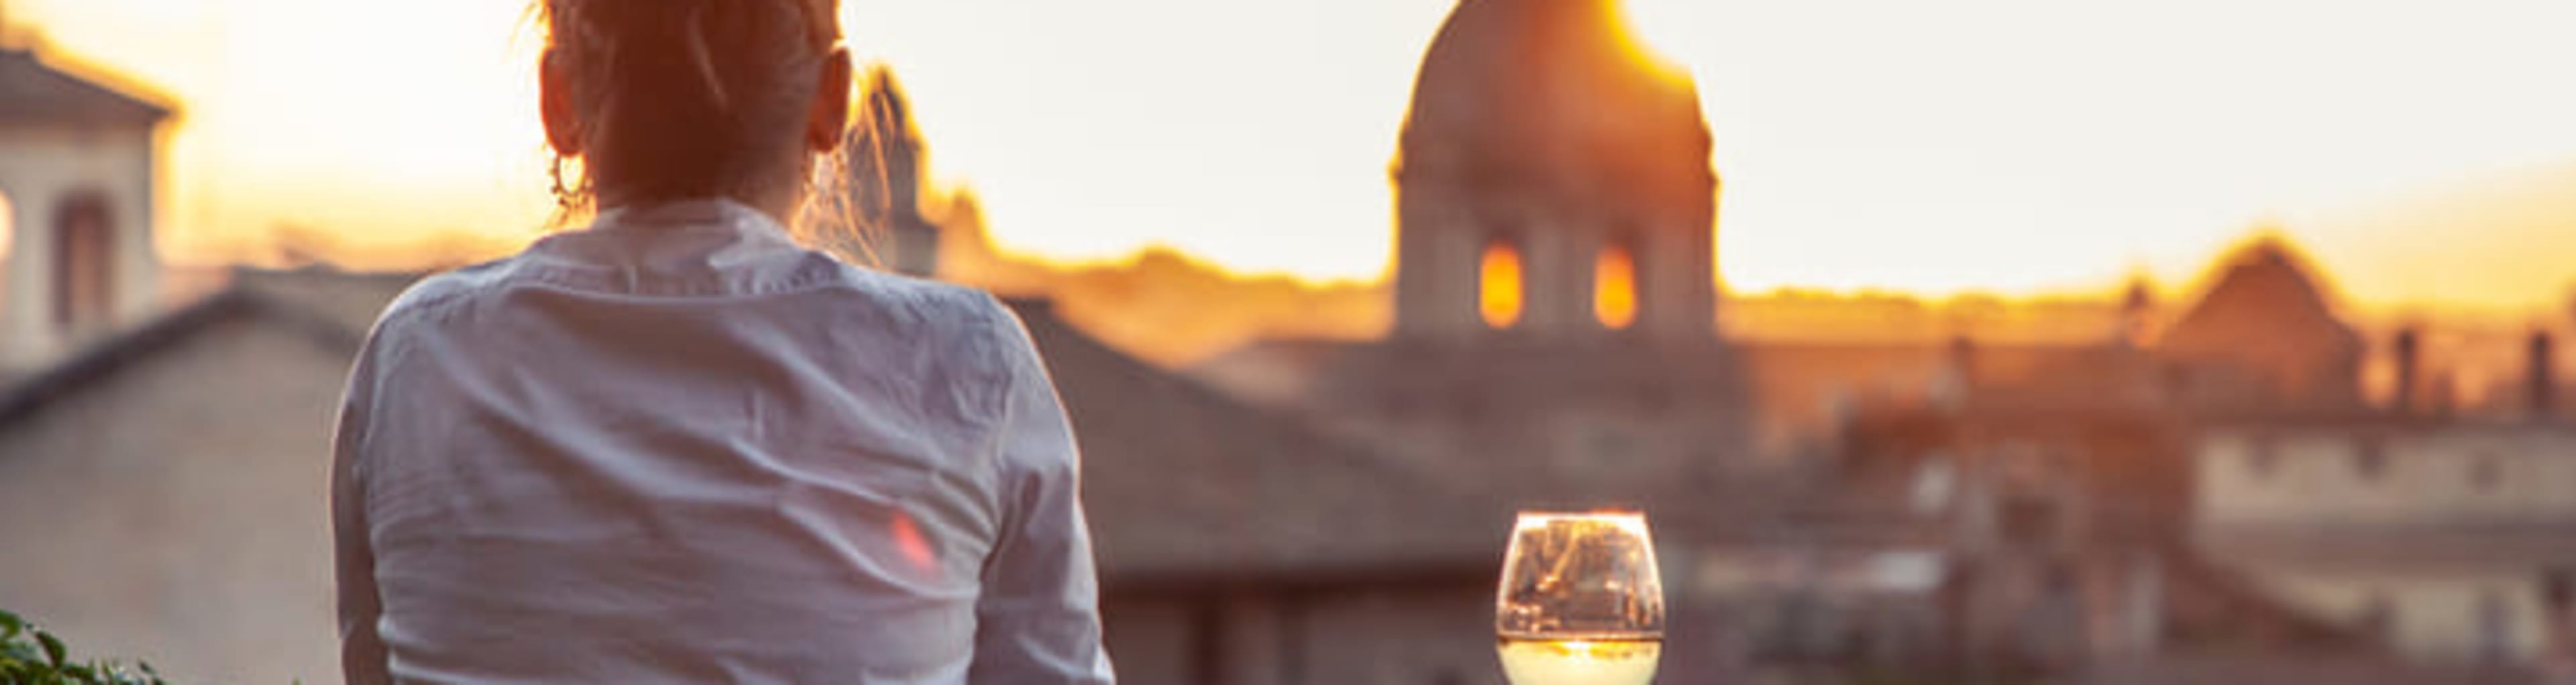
[1510,509,1652,533]
[1512,507,1648,519]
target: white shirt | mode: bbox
[330,200,1114,684]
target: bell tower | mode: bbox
[845,66,940,278]
[1391,0,1719,344]
[0,44,170,370]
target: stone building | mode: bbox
[1390,0,1713,344]
[0,270,411,683]
[2196,414,2576,665]
[1201,0,1754,505]
[2157,239,2367,411]
[0,38,172,370]
[2151,237,2576,668]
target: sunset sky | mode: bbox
[7,0,2575,313]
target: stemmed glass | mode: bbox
[1495,510,1666,685]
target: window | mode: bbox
[51,193,115,331]
[1479,235,1523,329]
[1594,240,1638,330]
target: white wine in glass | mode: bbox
[1495,510,1665,685]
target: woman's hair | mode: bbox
[536,0,847,217]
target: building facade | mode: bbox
[2197,419,2576,664]
[0,44,171,371]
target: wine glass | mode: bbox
[1496,510,1665,685]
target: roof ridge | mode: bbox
[1007,297,1440,484]
[0,280,372,428]
[0,45,175,126]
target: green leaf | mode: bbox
[5,638,38,662]
[38,629,66,668]
[1,609,23,639]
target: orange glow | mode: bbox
[1595,245,1638,329]
[9,1,2575,312]
[1605,0,1692,85]
[1481,241,1525,329]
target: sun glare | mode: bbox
[1617,0,1704,78]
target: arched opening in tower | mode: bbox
[1480,238,1524,330]
[1595,243,1638,330]
[52,193,115,331]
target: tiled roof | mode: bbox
[0,267,1956,588]
[0,48,171,127]
[0,268,411,427]
[1195,335,1952,552]
[1008,299,1504,588]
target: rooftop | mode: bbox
[0,46,172,127]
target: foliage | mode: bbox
[0,610,168,685]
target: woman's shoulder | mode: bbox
[349,255,525,341]
[386,257,521,314]
[796,266,1046,424]
[825,265,1012,328]
[820,265,1038,368]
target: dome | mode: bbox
[2163,239,2358,357]
[1395,0,1713,209]
[2158,238,2365,406]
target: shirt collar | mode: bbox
[519,199,830,293]
[591,199,794,235]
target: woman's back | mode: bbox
[332,201,1110,683]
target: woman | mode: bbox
[329,1,1114,682]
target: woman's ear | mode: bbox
[806,49,855,153]
[541,48,585,156]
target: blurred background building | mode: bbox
[3,1,2574,684]
[0,30,167,372]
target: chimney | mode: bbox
[1949,333,1978,385]
[2531,329,2557,419]
[2392,327,2422,414]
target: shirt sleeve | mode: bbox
[332,333,392,685]
[968,302,1116,684]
